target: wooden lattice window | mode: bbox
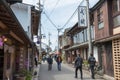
[112,38,120,80]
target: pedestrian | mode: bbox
[74,54,83,79]
[88,53,96,79]
[47,55,53,71]
[56,54,62,71]
[42,55,46,62]
[34,56,38,67]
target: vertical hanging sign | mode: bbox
[78,6,87,27]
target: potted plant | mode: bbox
[16,69,32,80]
[25,70,32,80]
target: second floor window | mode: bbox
[113,15,120,27]
[112,0,120,15]
[97,7,104,29]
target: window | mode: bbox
[112,0,120,15]
[73,34,77,44]
[97,7,104,29]
[113,15,120,27]
[98,22,104,29]
[91,25,94,40]
[84,29,88,41]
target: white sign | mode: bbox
[78,6,87,27]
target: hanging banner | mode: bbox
[78,6,87,27]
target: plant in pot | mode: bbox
[17,69,32,80]
[19,69,32,80]
[25,70,32,80]
[15,70,26,80]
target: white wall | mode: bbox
[11,3,32,39]
[93,46,98,62]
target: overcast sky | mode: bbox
[23,0,99,50]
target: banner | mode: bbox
[78,6,87,27]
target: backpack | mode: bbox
[76,57,82,67]
[89,57,96,66]
[47,57,53,64]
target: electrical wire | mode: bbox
[49,0,61,16]
[42,0,61,25]
[61,0,85,29]
[43,11,58,29]
[61,8,77,29]
[42,0,85,31]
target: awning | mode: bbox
[64,42,88,51]
[0,0,32,45]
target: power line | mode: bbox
[43,11,58,29]
[42,0,61,25]
[61,0,85,29]
[42,0,85,30]
[61,9,77,29]
[49,0,61,16]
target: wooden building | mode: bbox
[61,0,120,79]
[91,0,120,79]
[0,0,40,80]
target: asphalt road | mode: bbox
[38,61,105,80]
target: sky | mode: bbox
[23,0,99,50]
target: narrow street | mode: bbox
[38,61,104,80]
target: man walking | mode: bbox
[56,54,62,71]
[74,54,83,79]
[88,54,96,79]
[47,55,53,71]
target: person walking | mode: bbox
[74,54,83,79]
[34,56,38,67]
[56,54,62,71]
[47,55,53,71]
[88,53,96,79]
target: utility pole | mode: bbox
[39,0,42,61]
[86,0,92,56]
[57,28,62,52]
[48,32,51,52]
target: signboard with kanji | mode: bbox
[78,6,87,27]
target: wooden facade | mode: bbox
[63,22,90,64]
[0,0,40,80]
[61,0,120,79]
[93,0,120,79]
[92,0,114,77]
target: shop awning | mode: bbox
[64,42,88,51]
